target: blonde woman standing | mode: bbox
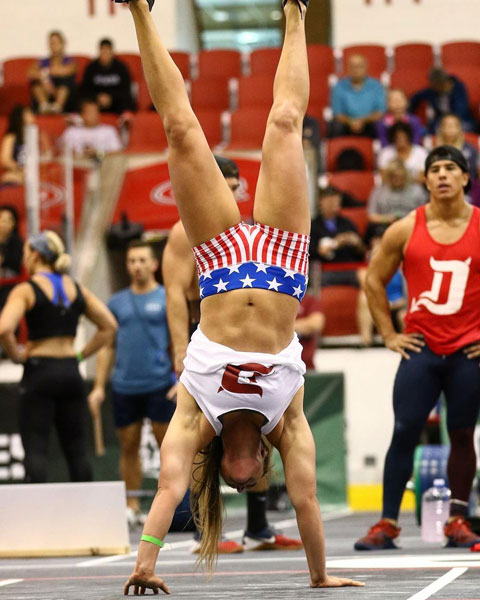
[0,231,117,483]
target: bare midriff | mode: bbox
[200,288,299,354]
[27,337,76,358]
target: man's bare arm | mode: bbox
[365,216,424,359]
[162,222,197,376]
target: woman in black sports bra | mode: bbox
[0,230,117,483]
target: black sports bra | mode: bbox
[25,276,86,341]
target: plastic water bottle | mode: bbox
[421,478,451,543]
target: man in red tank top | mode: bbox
[354,145,480,550]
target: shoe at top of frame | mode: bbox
[283,0,309,18]
[114,0,155,12]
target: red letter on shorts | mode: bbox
[218,363,274,396]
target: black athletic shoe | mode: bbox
[282,0,308,18]
[114,0,155,12]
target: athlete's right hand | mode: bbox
[124,572,170,595]
[87,386,105,418]
[384,332,424,360]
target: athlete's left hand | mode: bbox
[166,383,178,403]
[311,575,365,588]
[464,342,480,360]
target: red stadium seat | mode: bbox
[393,43,434,73]
[249,48,282,76]
[341,45,388,78]
[99,113,119,128]
[321,285,360,337]
[340,207,368,237]
[446,65,480,120]
[0,85,30,116]
[170,51,191,80]
[327,171,376,204]
[197,50,242,80]
[325,137,376,172]
[0,116,7,140]
[308,76,330,118]
[2,57,37,85]
[389,68,429,98]
[127,111,168,152]
[195,109,224,148]
[137,77,152,111]
[307,45,335,78]
[191,77,231,111]
[236,74,274,110]
[36,115,68,145]
[226,108,270,150]
[116,53,143,84]
[71,55,91,84]
[441,41,480,69]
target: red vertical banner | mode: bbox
[88,0,95,16]
[109,0,116,15]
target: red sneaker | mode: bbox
[444,517,480,548]
[243,528,303,551]
[191,537,243,554]
[354,519,401,551]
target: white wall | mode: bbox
[315,347,401,485]
[333,0,480,48]
[0,0,196,60]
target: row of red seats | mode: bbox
[3,41,479,85]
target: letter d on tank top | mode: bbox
[410,256,472,315]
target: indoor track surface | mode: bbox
[1,511,480,599]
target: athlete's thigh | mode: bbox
[168,126,241,247]
[253,118,310,235]
[444,352,480,431]
[392,348,443,428]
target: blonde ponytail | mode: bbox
[44,231,71,273]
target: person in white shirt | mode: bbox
[60,99,122,158]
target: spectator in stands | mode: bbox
[0,205,23,313]
[357,224,406,347]
[410,68,475,133]
[81,39,135,115]
[60,99,122,159]
[0,105,50,187]
[28,31,77,114]
[330,54,386,138]
[436,114,478,183]
[310,186,365,287]
[377,89,425,147]
[295,293,325,371]
[378,122,428,184]
[367,159,427,226]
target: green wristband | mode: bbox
[76,352,84,362]
[141,534,163,548]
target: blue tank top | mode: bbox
[108,286,172,394]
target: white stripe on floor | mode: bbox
[0,579,23,587]
[76,509,351,567]
[406,567,468,600]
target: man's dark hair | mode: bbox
[99,38,113,49]
[79,97,99,111]
[318,185,342,200]
[388,121,414,145]
[49,30,65,43]
[127,240,156,255]
[214,156,239,179]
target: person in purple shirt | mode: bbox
[377,89,425,147]
[330,54,386,138]
[28,31,77,114]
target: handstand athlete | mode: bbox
[119,0,364,594]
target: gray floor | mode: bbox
[1,511,480,599]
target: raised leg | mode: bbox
[129,1,240,246]
[253,1,310,235]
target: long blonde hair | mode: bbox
[190,436,272,575]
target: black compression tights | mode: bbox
[382,346,480,521]
[19,357,93,483]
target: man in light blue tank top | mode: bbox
[88,240,176,527]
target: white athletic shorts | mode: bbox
[180,328,306,436]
